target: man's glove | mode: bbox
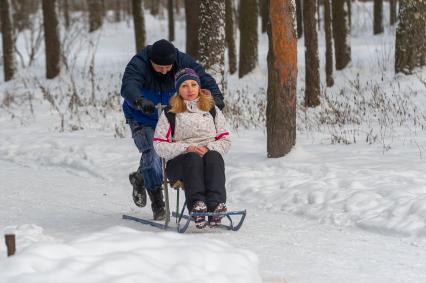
[134,97,155,114]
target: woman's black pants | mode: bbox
[166,150,226,211]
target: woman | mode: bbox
[153,68,231,229]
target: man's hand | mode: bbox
[134,97,155,114]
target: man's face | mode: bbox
[151,61,173,75]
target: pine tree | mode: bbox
[132,0,145,52]
[0,0,16,81]
[373,0,383,34]
[267,0,298,157]
[225,0,237,74]
[42,0,61,79]
[184,0,200,60]
[304,0,320,107]
[63,0,70,28]
[260,0,268,33]
[332,0,351,70]
[324,0,334,87]
[199,0,226,93]
[239,0,258,78]
[395,0,426,74]
[88,0,103,32]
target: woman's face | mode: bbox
[179,80,200,101]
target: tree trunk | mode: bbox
[114,0,121,22]
[132,0,145,52]
[332,0,351,70]
[185,0,200,60]
[239,0,258,78]
[63,0,70,28]
[373,0,383,34]
[225,0,237,74]
[324,0,334,87]
[389,0,397,25]
[88,0,103,32]
[42,0,61,79]
[168,0,175,41]
[304,0,320,107]
[296,0,303,38]
[267,0,297,158]
[150,0,159,15]
[317,0,321,30]
[199,0,225,93]
[0,0,16,81]
[395,0,426,74]
[260,0,268,33]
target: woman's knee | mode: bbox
[184,152,204,164]
[203,150,223,163]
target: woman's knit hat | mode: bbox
[175,68,201,90]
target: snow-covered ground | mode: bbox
[1,3,426,283]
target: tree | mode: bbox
[63,0,70,28]
[395,0,426,74]
[88,0,103,32]
[373,0,383,34]
[42,0,61,79]
[150,0,159,15]
[303,0,320,107]
[239,0,258,78]
[324,0,334,87]
[225,0,237,74]
[1,0,16,81]
[184,0,200,60]
[267,0,298,158]
[168,0,174,41]
[132,0,145,52]
[199,0,226,93]
[389,0,397,26]
[296,0,303,38]
[260,0,268,33]
[332,0,351,70]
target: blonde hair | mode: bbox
[169,89,214,114]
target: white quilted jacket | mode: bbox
[153,100,231,161]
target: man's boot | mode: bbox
[129,172,147,207]
[148,187,166,221]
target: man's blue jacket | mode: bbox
[120,46,224,129]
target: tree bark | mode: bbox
[260,0,268,33]
[303,0,320,107]
[324,0,334,87]
[88,0,103,32]
[395,0,426,74]
[168,0,175,41]
[239,0,258,78]
[389,0,397,26]
[225,0,237,74]
[296,0,303,38]
[114,0,121,22]
[0,0,16,81]
[199,0,225,93]
[185,0,200,60]
[132,0,145,52]
[42,0,61,79]
[63,0,70,28]
[267,0,297,158]
[332,0,351,70]
[373,0,383,34]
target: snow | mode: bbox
[1,2,426,283]
[0,226,260,283]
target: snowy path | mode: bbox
[1,124,426,282]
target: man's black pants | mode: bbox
[166,151,226,211]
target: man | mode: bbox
[120,39,224,220]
